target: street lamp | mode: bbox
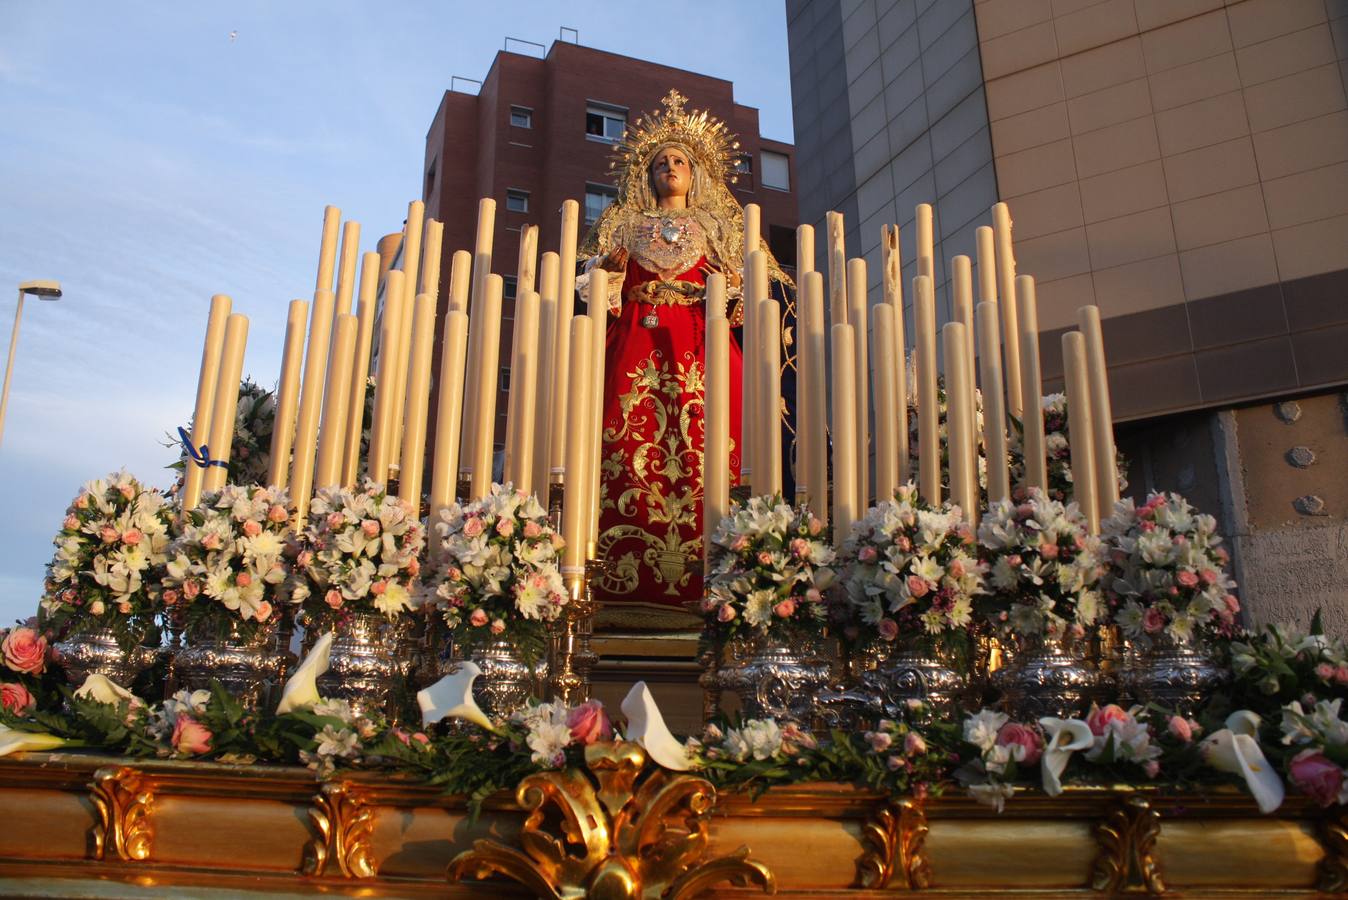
[0,280,63,451]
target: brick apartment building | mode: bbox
[420,40,799,449]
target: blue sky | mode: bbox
[0,2,793,625]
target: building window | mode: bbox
[499,366,512,391]
[510,105,533,128]
[762,150,791,191]
[586,103,626,142]
[584,183,618,224]
[735,153,753,174]
[425,159,437,198]
[503,275,518,301]
[506,188,529,213]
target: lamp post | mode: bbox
[0,280,62,451]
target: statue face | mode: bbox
[649,147,692,200]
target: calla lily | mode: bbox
[1039,717,1094,796]
[0,725,65,758]
[74,674,137,706]
[276,632,334,714]
[416,661,496,732]
[620,681,691,771]
[1201,710,1284,814]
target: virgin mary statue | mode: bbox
[577,90,793,627]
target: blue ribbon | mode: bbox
[178,426,227,469]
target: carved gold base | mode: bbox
[0,752,1340,897]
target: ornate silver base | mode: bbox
[445,638,546,722]
[1118,635,1229,716]
[856,640,970,721]
[315,613,416,721]
[54,628,157,691]
[721,636,830,725]
[992,634,1111,720]
[175,620,291,710]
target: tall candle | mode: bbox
[468,275,504,501]
[759,297,782,495]
[429,311,470,525]
[388,201,426,469]
[914,275,940,504]
[846,257,870,509]
[182,294,232,510]
[334,220,361,318]
[1077,305,1119,514]
[517,224,539,297]
[341,253,380,487]
[801,272,829,522]
[975,226,997,306]
[871,303,899,503]
[268,300,308,489]
[915,204,934,283]
[367,272,405,486]
[458,282,485,483]
[315,206,340,294]
[420,218,445,300]
[1062,331,1099,533]
[796,223,815,278]
[561,315,593,572]
[532,251,560,498]
[792,259,810,506]
[993,203,1024,420]
[741,250,764,491]
[743,203,761,262]
[549,200,579,480]
[289,289,336,521]
[204,314,249,495]
[827,211,847,326]
[462,199,497,477]
[470,198,497,313]
[831,323,858,546]
[943,322,977,526]
[883,225,909,483]
[397,294,437,507]
[704,306,731,559]
[315,313,357,490]
[506,290,541,496]
[587,269,609,545]
[977,301,1010,503]
[952,255,977,398]
[446,249,471,316]
[1017,275,1048,491]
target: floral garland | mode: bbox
[431,483,567,666]
[1103,492,1240,646]
[702,495,835,641]
[162,485,293,638]
[39,471,172,648]
[167,378,277,489]
[835,484,985,655]
[291,481,424,629]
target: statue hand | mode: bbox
[727,270,743,289]
[600,247,629,272]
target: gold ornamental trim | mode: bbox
[1320,808,1348,893]
[89,765,155,862]
[856,797,930,890]
[1092,795,1165,894]
[447,741,774,899]
[302,780,377,879]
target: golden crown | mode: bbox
[608,90,741,195]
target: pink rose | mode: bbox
[895,535,912,553]
[805,587,822,604]
[523,521,542,539]
[757,551,774,566]
[1143,759,1160,779]
[241,520,262,538]
[1142,607,1166,634]
[904,732,927,755]
[490,619,506,635]
[1176,569,1199,588]
[717,605,736,623]
[730,534,750,552]
[182,580,201,599]
[566,699,613,745]
[877,618,899,641]
[325,589,343,610]
[118,483,135,500]
[773,598,797,618]
[808,517,823,536]
[2,628,47,675]
[867,731,892,752]
[62,514,79,530]
[791,538,811,559]
[268,505,289,523]
[907,575,930,599]
[995,722,1043,765]
[469,609,489,627]
[857,545,877,563]
[371,580,387,596]
[1007,554,1023,568]
[99,526,120,544]
[1039,540,1059,560]
[1336,666,1348,686]
[1317,663,1336,682]
[948,559,966,579]
[407,557,420,577]
[74,494,90,510]
[463,516,485,537]
[1087,704,1130,737]
[361,519,380,538]
[201,532,221,551]
[327,513,345,530]
[1,682,35,715]
[296,550,314,568]
[235,572,252,588]
[254,601,273,623]
[117,600,131,615]
[1223,594,1240,614]
[495,517,515,537]
[1200,569,1218,585]
[161,589,180,606]
[1167,715,1194,743]
[172,715,213,756]
[1290,750,1345,806]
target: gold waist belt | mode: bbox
[630,279,702,307]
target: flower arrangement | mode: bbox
[905,369,989,494]
[836,484,985,654]
[167,378,277,489]
[0,624,49,716]
[291,481,425,630]
[1102,492,1239,647]
[39,471,172,648]
[1009,393,1128,502]
[1280,697,1348,806]
[976,489,1105,640]
[161,484,293,638]
[432,483,567,666]
[702,495,835,640]
[508,698,614,768]
[1230,617,1348,706]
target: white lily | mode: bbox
[621,681,691,771]
[74,674,138,706]
[276,632,334,714]
[1201,710,1285,814]
[1039,717,1094,796]
[0,725,66,758]
[416,661,496,732]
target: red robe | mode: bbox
[592,255,742,614]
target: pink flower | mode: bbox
[327,513,345,530]
[172,715,213,756]
[1142,607,1166,634]
[1143,759,1161,779]
[74,494,89,510]
[791,538,811,559]
[161,589,180,606]
[907,575,930,599]
[235,572,252,588]
[463,516,485,537]
[566,699,613,745]
[867,731,892,752]
[240,519,261,538]
[887,755,906,771]
[523,521,543,539]
[495,517,515,537]
[996,722,1043,765]
[201,532,221,551]
[325,589,343,610]
[470,609,489,627]
[1167,715,1194,743]
[268,505,289,523]
[717,605,736,623]
[370,580,387,596]
[904,732,927,755]
[1317,663,1336,682]
[773,598,797,618]
[117,600,131,615]
[757,551,773,566]
[1223,594,1240,614]
[254,601,273,623]
[805,587,822,604]
[1,682,35,715]
[1336,666,1348,686]
[1007,554,1023,568]
[99,526,120,544]
[1087,704,1130,737]
[1176,570,1199,589]
[183,580,202,599]
[808,517,823,536]
[118,483,135,500]
[857,545,878,563]
[296,550,314,568]
[948,559,966,579]
[877,618,899,641]
[1200,569,1218,585]
[1290,750,1345,806]
[361,519,380,538]
[62,514,79,530]
[1039,540,1060,560]
[730,534,750,552]
[2,628,47,675]
[490,619,505,634]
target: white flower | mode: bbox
[964,709,1008,753]
[724,719,783,761]
[315,725,360,759]
[968,782,1015,812]
[526,720,573,767]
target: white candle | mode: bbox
[914,275,940,505]
[882,225,909,484]
[1017,275,1048,492]
[204,313,249,495]
[419,218,445,300]
[1062,331,1099,533]
[341,253,380,488]
[741,250,763,492]
[801,272,829,522]
[704,281,730,558]
[743,203,761,262]
[915,204,934,284]
[388,201,425,470]
[470,198,497,314]
[993,203,1024,420]
[549,200,579,480]
[334,220,361,318]
[182,294,232,510]
[796,223,815,278]
[871,303,899,503]
[289,289,336,520]
[976,226,997,306]
[315,206,340,294]
[367,272,405,486]
[505,289,542,492]
[977,301,1010,504]
[468,274,504,502]
[462,199,497,476]
[561,315,593,572]
[831,323,858,546]
[846,257,869,509]
[827,211,847,327]
[759,297,782,496]
[315,313,357,490]
[446,249,471,316]
[943,322,977,526]
[268,299,308,490]
[532,251,560,498]
[951,254,977,472]
[397,295,437,507]
[1077,305,1119,514]
[429,310,470,525]
[516,223,539,297]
